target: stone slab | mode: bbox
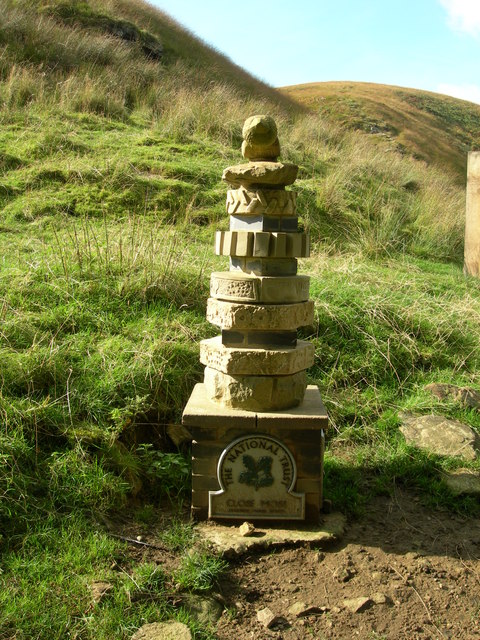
[399,412,478,460]
[183,384,327,429]
[215,230,309,258]
[206,298,315,331]
[226,187,296,216]
[199,336,314,375]
[210,271,310,303]
[222,161,298,187]
[195,512,345,557]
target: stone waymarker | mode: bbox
[465,151,480,277]
[183,115,328,523]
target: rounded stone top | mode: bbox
[242,115,278,146]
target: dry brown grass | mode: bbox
[280,81,480,182]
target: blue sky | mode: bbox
[150,0,480,104]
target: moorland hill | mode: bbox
[280,80,480,182]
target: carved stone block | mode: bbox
[199,336,315,375]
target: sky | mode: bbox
[150,0,480,104]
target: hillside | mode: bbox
[1,2,480,639]
[280,81,480,182]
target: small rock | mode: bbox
[257,607,281,629]
[91,581,113,603]
[343,597,373,613]
[131,621,192,640]
[239,522,255,537]
[443,469,480,495]
[136,535,143,542]
[288,601,325,617]
[371,592,392,605]
[398,412,478,460]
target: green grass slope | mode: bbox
[0,2,479,638]
[280,80,480,182]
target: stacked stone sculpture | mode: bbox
[200,115,315,412]
[183,115,327,523]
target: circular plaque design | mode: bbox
[209,434,304,520]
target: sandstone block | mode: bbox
[203,367,307,411]
[199,336,314,375]
[206,298,314,330]
[226,187,296,216]
[222,162,298,188]
[210,272,310,303]
[215,230,309,258]
[242,114,277,146]
[242,138,280,161]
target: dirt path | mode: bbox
[215,488,480,639]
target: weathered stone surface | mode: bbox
[200,336,315,375]
[242,115,277,146]
[131,621,192,640]
[257,607,281,629]
[443,469,480,495]
[210,272,310,303]
[195,512,346,557]
[239,521,255,537]
[425,383,480,410]
[166,423,192,446]
[222,162,298,187]
[206,298,315,331]
[215,230,309,258]
[242,138,280,161]
[204,367,306,411]
[343,597,373,613]
[226,187,296,216]
[179,594,223,625]
[399,412,478,460]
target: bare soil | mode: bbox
[112,488,480,639]
[215,488,480,640]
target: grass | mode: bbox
[280,80,480,182]
[0,1,479,638]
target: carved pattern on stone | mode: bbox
[210,273,310,303]
[226,188,296,216]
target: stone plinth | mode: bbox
[183,384,327,523]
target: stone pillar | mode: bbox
[183,115,328,524]
[465,151,480,277]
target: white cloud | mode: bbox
[437,82,480,104]
[439,0,480,36]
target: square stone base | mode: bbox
[182,384,328,524]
